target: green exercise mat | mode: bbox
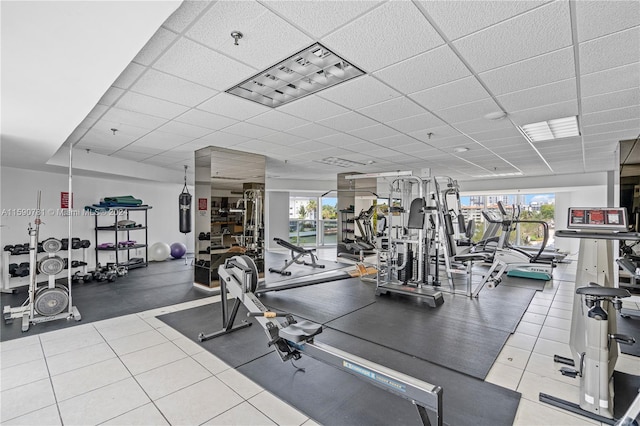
[103,195,143,205]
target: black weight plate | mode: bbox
[38,256,65,275]
[42,238,62,253]
[34,286,69,316]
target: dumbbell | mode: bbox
[80,240,91,248]
[70,260,88,268]
[4,245,14,252]
[13,262,30,277]
[8,263,18,276]
[198,232,206,240]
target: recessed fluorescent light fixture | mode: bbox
[519,116,580,142]
[315,157,366,168]
[226,43,365,107]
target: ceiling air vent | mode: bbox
[315,157,366,168]
[226,43,365,107]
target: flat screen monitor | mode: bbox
[567,207,628,231]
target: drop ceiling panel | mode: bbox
[584,129,639,144]
[315,133,364,147]
[80,128,137,151]
[410,77,490,111]
[479,47,575,96]
[142,155,183,166]
[73,145,116,156]
[387,113,446,133]
[133,27,178,66]
[290,140,334,152]
[454,116,515,134]
[162,1,210,33]
[435,98,502,124]
[373,134,421,149]
[287,123,340,139]
[101,107,168,130]
[575,1,640,42]
[115,92,189,119]
[581,88,640,115]
[198,131,251,147]
[198,93,271,120]
[421,0,548,41]
[580,63,640,98]
[175,109,237,130]
[317,112,378,132]
[509,99,578,126]
[426,135,474,149]
[481,136,531,150]
[579,27,640,75]
[317,75,401,109]
[186,1,313,69]
[112,63,146,89]
[582,106,640,127]
[130,131,193,150]
[347,124,400,141]
[583,119,640,137]
[278,96,349,121]
[153,38,256,90]
[321,1,443,71]
[468,127,522,142]
[222,122,274,139]
[453,1,571,73]
[497,78,577,112]
[98,87,125,107]
[110,150,153,161]
[263,1,382,38]
[358,97,426,122]
[411,125,462,142]
[131,69,217,107]
[236,139,286,155]
[374,45,471,94]
[260,131,306,145]
[244,111,309,133]
[156,121,212,139]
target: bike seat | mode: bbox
[576,283,631,299]
[280,320,323,343]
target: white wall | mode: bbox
[0,167,194,270]
[554,186,608,254]
[265,192,290,250]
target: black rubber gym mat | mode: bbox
[235,328,522,426]
[617,314,640,357]
[263,251,349,284]
[613,370,640,418]
[157,303,273,368]
[257,277,377,324]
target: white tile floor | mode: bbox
[1,251,637,425]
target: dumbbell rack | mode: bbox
[1,247,89,293]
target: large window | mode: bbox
[288,196,337,247]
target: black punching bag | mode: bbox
[179,184,192,234]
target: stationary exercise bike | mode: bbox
[540,207,638,424]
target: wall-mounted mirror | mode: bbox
[194,147,266,289]
[619,138,640,231]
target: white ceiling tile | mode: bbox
[411,125,462,142]
[291,140,334,152]
[199,93,272,120]
[374,45,471,94]
[236,139,286,155]
[87,104,109,120]
[264,1,382,39]
[579,27,640,75]
[358,97,426,122]
[198,131,251,148]
[73,145,116,156]
[156,121,212,139]
[410,77,490,112]
[278,96,349,121]
[175,109,237,130]
[582,106,640,127]
[112,63,147,89]
[347,125,400,141]
[260,132,306,145]
[168,139,212,153]
[576,1,640,42]
[79,128,137,151]
[453,1,571,73]
[387,113,446,133]
[131,130,193,150]
[317,112,378,132]
[468,127,522,142]
[110,150,152,162]
[421,0,549,41]
[118,145,170,156]
[101,107,167,130]
[315,133,365,147]
[142,155,182,166]
[481,136,531,149]
[580,63,640,98]
[427,135,475,149]
[582,88,640,115]
[321,1,444,71]
[223,122,274,139]
[90,119,151,140]
[317,75,401,109]
[374,134,422,149]
[246,111,309,132]
[115,92,189,119]
[163,1,210,33]
[479,47,575,95]
[287,123,340,139]
[435,98,502,124]
[98,87,125,107]
[583,119,640,137]
[497,78,576,112]
[133,27,178,66]
[584,129,640,144]
[131,69,217,107]
[153,38,256,91]
[187,1,313,70]
[453,116,514,134]
[509,99,578,126]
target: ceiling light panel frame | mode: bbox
[226,43,365,108]
[519,116,581,142]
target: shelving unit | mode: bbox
[94,206,150,269]
[211,196,242,247]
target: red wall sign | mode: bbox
[198,198,207,211]
[61,192,73,208]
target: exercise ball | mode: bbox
[149,242,171,261]
[170,242,187,259]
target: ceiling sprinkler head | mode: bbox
[231,31,243,46]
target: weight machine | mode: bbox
[199,255,443,426]
[539,207,638,424]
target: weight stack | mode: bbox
[397,249,413,284]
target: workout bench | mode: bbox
[269,237,325,276]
